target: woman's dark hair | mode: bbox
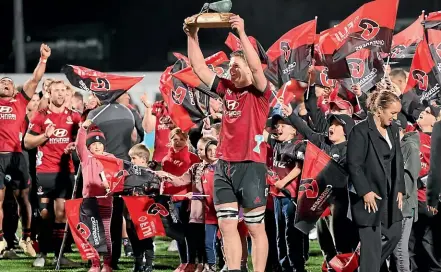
[366,89,401,113]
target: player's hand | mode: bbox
[183,23,199,38]
[82,119,92,129]
[140,93,152,109]
[44,123,55,138]
[363,191,382,213]
[229,15,245,35]
[40,43,51,59]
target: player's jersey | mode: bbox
[0,92,30,152]
[28,108,81,173]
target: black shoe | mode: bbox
[144,265,153,272]
[123,238,133,257]
[132,264,145,272]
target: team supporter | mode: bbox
[263,112,308,272]
[161,128,200,272]
[158,137,219,272]
[142,96,175,169]
[186,15,270,272]
[0,44,51,256]
[71,91,84,113]
[24,80,81,267]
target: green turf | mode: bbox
[0,237,324,271]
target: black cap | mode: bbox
[271,114,292,129]
[423,100,441,118]
[393,112,408,130]
[328,114,355,136]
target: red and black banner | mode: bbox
[341,49,384,93]
[316,30,351,79]
[93,154,160,194]
[224,32,259,53]
[294,142,348,234]
[265,19,316,86]
[269,80,307,107]
[62,65,143,104]
[427,28,441,74]
[390,13,424,59]
[312,66,337,88]
[423,11,441,30]
[323,0,398,62]
[404,38,441,104]
[65,198,107,261]
[160,55,213,131]
[123,195,185,242]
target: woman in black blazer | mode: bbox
[347,90,405,272]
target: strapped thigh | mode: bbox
[216,207,239,220]
[243,210,265,224]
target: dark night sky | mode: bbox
[0,0,438,73]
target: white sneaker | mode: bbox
[309,227,317,240]
[3,249,19,259]
[167,240,178,252]
[33,253,47,267]
[19,237,37,257]
[0,240,6,254]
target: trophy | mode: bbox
[184,0,233,28]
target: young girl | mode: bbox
[76,119,113,272]
[158,137,218,272]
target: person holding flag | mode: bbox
[185,14,271,272]
[76,119,113,272]
[24,79,81,268]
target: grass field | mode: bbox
[0,238,324,272]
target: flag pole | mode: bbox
[55,103,113,270]
[305,72,312,100]
[350,77,361,109]
[383,55,391,79]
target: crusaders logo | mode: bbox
[359,18,380,41]
[147,203,169,217]
[391,45,407,58]
[172,86,187,105]
[412,69,429,91]
[299,178,319,199]
[280,41,291,63]
[76,222,92,239]
[347,58,365,79]
[207,64,226,76]
[90,77,110,91]
[319,67,335,87]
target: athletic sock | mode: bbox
[22,228,31,240]
[53,223,66,257]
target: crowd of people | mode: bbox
[0,13,441,272]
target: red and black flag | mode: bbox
[427,28,441,73]
[404,38,441,104]
[390,13,424,59]
[269,80,307,107]
[323,0,398,62]
[62,65,143,104]
[93,154,160,194]
[423,11,441,30]
[316,29,351,79]
[295,142,348,234]
[224,32,259,53]
[341,49,384,93]
[266,19,317,86]
[123,195,185,242]
[65,198,107,261]
[312,66,337,88]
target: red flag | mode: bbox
[341,49,384,92]
[423,11,441,30]
[62,65,143,103]
[316,29,351,79]
[65,198,107,261]
[295,142,348,234]
[428,29,441,73]
[224,32,259,52]
[265,19,316,85]
[93,154,160,194]
[312,66,337,88]
[390,13,424,59]
[404,38,441,103]
[121,196,166,240]
[269,80,306,107]
[323,0,398,62]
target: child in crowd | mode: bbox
[161,128,200,272]
[126,143,156,272]
[76,120,113,272]
[158,136,219,272]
